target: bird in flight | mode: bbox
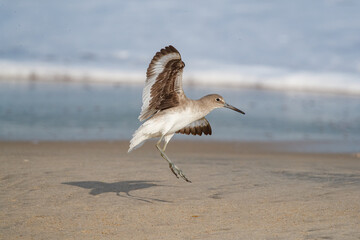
[128,45,245,182]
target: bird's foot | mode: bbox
[169,163,191,183]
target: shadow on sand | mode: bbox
[62,180,171,203]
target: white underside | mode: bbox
[128,106,206,152]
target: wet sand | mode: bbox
[1,141,360,239]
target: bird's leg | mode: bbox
[156,137,191,183]
[156,138,176,176]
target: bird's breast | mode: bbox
[164,106,206,134]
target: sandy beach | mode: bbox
[1,140,359,239]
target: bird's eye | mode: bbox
[216,98,220,102]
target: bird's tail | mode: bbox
[128,126,148,152]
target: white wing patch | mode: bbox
[139,47,181,121]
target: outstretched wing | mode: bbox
[139,45,186,121]
[176,118,212,136]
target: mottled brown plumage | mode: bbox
[140,46,185,121]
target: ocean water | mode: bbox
[1,0,360,72]
[1,1,360,94]
[1,81,359,147]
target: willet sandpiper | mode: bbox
[128,45,245,182]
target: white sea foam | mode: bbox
[184,66,360,95]
[1,60,359,95]
[0,60,144,84]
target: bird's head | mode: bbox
[202,94,245,114]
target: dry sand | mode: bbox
[1,141,359,240]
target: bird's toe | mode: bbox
[179,171,192,183]
[169,163,179,178]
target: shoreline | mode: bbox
[1,139,359,154]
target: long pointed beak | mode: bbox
[224,103,245,115]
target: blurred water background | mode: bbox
[1,81,359,144]
[0,1,359,151]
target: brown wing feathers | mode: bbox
[150,60,183,111]
[176,118,212,136]
[147,46,185,113]
[146,46,180,78]
[176,123,212,136]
